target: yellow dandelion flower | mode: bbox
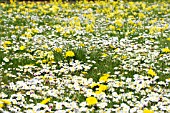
[102,73,110,77]
[159,54,163,57]
[143,109,154,113]
[86,24,94,33]
[114,20,123,27]
[113,55,118,58]
[81,71,88,75]
[148,69,156,76]
[95,90,102,94]
[79,43,85,47]
[122,55,127,60]
[10,0,15,4]
[162,48,170,53]
[128,20,135,25]
[20,46,25,50]
[86,97,98,106]
[0,100,4,107]
[91,83,100,89]
[40,98,51,104]
[54,48,62,53]
[0,99,11,105]
[98,84,108,92]
[101,53,108,58]
[109,25,115,31]
[0,103,3,108]
[42,60,47,63]
[4,41,12,45]
[138,13,145,19]
[42,45,48,49]
[26,33,32,39]
[167,38,170,41]
[3,41,12,48]
[65,51,75,58]
[109,45,115,49]
[99,75,109,83]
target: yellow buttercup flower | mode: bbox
[40,98,51,104]
[86,97,98,106]
[65,51,75,58]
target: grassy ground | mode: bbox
[0,0,170,113]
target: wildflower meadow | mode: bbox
[0,0,170,113]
